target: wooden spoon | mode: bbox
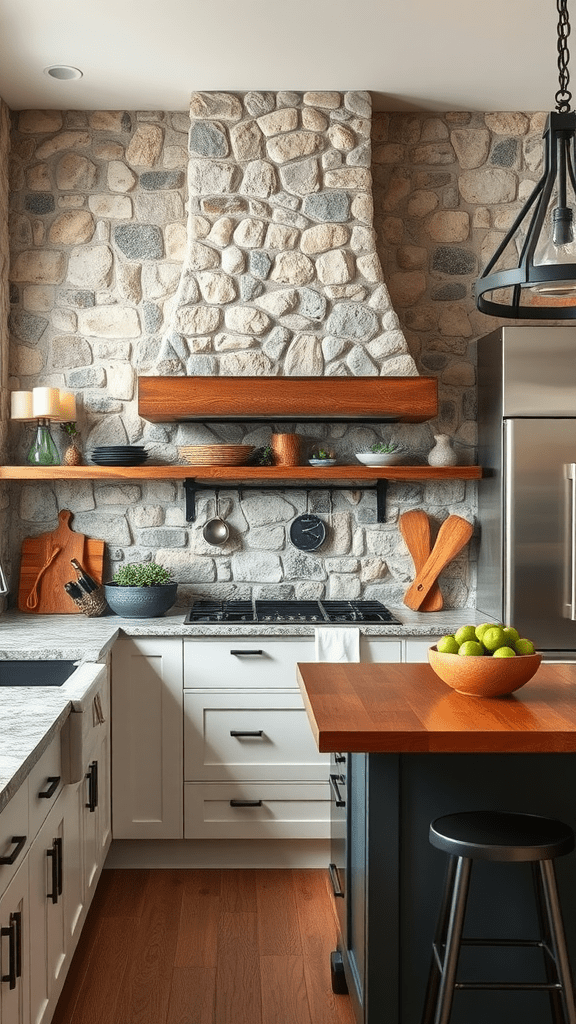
[403,514,473,611]
[399,511,443,612]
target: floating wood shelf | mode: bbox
[0,464,481,523]
[137,375,439,423]
[0,465,482,482]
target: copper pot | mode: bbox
[271,433,301,466]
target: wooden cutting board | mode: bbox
[18,509,105,614]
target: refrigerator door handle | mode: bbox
[565,464,576,620]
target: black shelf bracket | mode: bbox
[183,477,390,524]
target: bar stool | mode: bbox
[421,810,576,1024]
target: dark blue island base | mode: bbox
[343,752,576,1024]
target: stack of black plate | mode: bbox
[90,446,149,466]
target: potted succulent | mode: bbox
[104,561,177,618]
[355,441,402,466]
[59,420,82,465]
[308,447,336,466]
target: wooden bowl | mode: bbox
[428,645,542,697]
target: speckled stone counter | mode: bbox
[0,662,106,812]
[0,605,483,659]
[0,604,482,817]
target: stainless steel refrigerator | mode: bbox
[478,325,576,657]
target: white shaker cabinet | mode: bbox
[111,638,183,839]
[0,860,29,1024]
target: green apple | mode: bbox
[458,640,484,657]
[454,625,478,646]
[482,626,507,653]
[493,646,516,658]
[475,622,498,642]
[502,626,520,645]
[515,638,536,655]
[437,635,460,654]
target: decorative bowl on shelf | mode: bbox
[355,452,402,466]
[427,645,542,698]
[308,458,337,467]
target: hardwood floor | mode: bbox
[51,868,356,1024]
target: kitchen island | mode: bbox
[296,661,576,1024]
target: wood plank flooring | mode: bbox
[51,868,356,1024]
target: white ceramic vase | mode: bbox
[427,434,457,467]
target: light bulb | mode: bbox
[534,207,576,296]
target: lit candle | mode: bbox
[10,391,33,420]
[32,387,61,419]
[59,391,76,421]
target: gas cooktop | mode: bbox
[184,599,401,624]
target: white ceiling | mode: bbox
[0,0,566,114]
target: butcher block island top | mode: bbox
[296,661,576,754]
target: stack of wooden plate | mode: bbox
[178,444,255,466]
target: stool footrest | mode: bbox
[455,981,563,991]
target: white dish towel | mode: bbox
[315,627,360,663]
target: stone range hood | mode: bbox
[138,375,438,422]
[154,89,418,383]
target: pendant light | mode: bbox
[475,0,576,319]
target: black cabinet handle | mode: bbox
[230,730,264,738]
[230,649,264,656]
[38,776,60,799]
[329,773,346,808]
[46,837,62,904]
[0,836,26,866]
[86,760,98,812]
[328,862,345,898]
[229,799,263,807]
[334,753,346,764]
[1,911,21,989]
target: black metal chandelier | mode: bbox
[475,0,576,319]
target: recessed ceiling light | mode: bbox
[44,65,83,81]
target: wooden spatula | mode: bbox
[399,510,443,611]
[403,514,473,611]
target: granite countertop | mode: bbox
[0,605,483,660]
[0,661,106,813]
[0,604,483,817]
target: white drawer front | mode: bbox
[361,640,403,663]
[184,782,330,839]
[0,780,29,897]
[184,691,329,782]
[28,733,63,839]
[405,639,440,663]
[184,640,315,689]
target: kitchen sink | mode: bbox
[0,660,77,686]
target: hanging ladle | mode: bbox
[202,491,230,546]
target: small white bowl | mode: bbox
[355,452,401,466]
[308,458,337,467]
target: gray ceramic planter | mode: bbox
[104,582,178,618]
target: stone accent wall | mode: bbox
[159,91,416,380]
[6,105,544,608]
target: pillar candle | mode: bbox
[59,391,76,421]
[10,391,33,420]
[32,387,61,419]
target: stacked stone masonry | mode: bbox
[5,101,549,607]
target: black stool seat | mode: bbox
[430,810,575,862]
[422,809,576,1024]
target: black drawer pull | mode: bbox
[230,649,264,656]
[86,760,98,812]
[0,836,26,866]
[38,776,60,799]
[46,837,62,904]
[329,773,346,808]
[328,862,345,898]
[1,911,21,989]
[230,730,264,738]
[334,753,346,764]
[229,799,263,807]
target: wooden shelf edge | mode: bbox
[0,465,483,481]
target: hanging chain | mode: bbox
[556,0,572,112]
